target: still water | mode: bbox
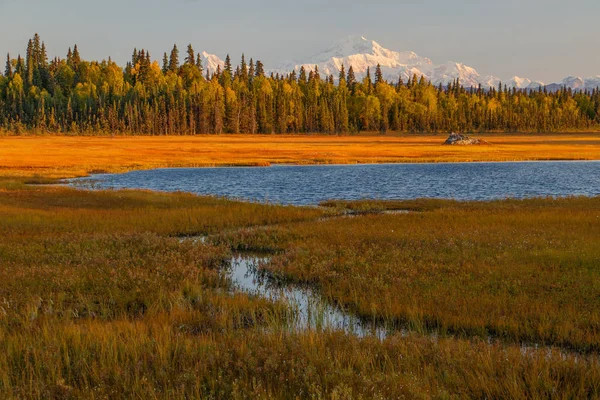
[227,256,389,338]
[71,161,600,205]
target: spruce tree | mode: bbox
[131,48,139,69]
[162,53,169,74]
[299,66,307,84]
[365,67,372,93]
[186,44,195,66]
[255,60,264,77]
[240,54,248,80]
[375,64,383,85]
[224,54,232,75]
[196,53,204,74]
[40,42,48,65]
[339,64,346,84]
[347,66,356,88]
[15,54,24,76]
[248,58,255,78]
[4,54,12,78]
[168,44,179,73]
[25,39,34,85]
[72,45,81,67]
[33,33,41,65]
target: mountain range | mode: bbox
[202,35,600,91]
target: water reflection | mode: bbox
[226,255,390,339]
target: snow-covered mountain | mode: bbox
[543,76,600,92]
[200,51,225,75]
[271,35,506,88]
[508,76,534,89]
[202,35,600,91]
[273,35,436,84]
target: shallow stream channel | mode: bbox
[179,223,597,363]
[225,254,392,339]
[223,253,596,362]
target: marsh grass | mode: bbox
[223,197,600,354]
[1,179,599,398]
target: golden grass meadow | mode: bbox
[0,134,599,398]
[2,133,600,178]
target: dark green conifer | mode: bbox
[25,39,34,85]
[397,75,403,88]
[347,65,356,88]
[40,42,48,65]
[5,54,12,78]
[186,44,195,66]
[248,58,255,78]
[168,44,179,72]
[15,54,24,76]
[196,53,204,74]
[339,64,346,84]
[365,67,372,92]
[255,60,264,77]
[72,45,81,67]
[224,54,232,75]
[162,53,169,74]
[299,66,307,84]
[375,64,383,85]
[32,33,41,65]
[240,54,248,80]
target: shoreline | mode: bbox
[2,133,600,180]
[16,156,600,186]
[60,157,600,183]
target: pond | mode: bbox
[70,161,600,205]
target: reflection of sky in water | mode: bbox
[71,161,600,206]
[228,256,389,339]
[227,256,588,360]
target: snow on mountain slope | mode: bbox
[429,61,501,88]
[200,51,225,75]
[583,76,600,90]
[562,76,586,90]
[271,36,504,88]
[526,81,545,90]
[274,35,434,83]
[203,35,599,92]
[508,76,533,89]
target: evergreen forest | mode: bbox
[2,34,600,135]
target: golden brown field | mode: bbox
[2,134,600,398]
[1,133,600,178]
[1,181,599,398]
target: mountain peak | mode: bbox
[310,35,380,62]
[269,36,598,91]
[200,51,225,74]
[508,76,533,89]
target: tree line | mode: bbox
[1,34,600,135]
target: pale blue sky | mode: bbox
[1,0,598,82]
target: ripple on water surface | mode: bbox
[70,161,600,205]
